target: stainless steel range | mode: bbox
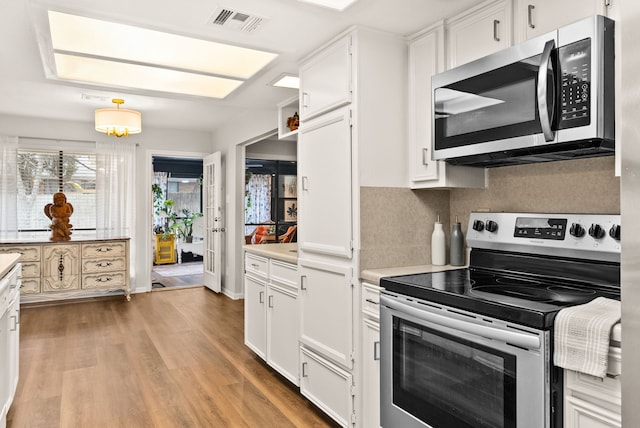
[380,212,621,428]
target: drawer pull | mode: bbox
[96,261,113,268]
[493,19,501,42]
[96,247,113,253]
[365,298,379,306]
[527,4,535,29]
[96,276,113,283]
[251,263,260,269]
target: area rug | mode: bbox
[153,262,203,277]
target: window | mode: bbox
[17,149,96,231]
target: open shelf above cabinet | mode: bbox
[278,95,300,140]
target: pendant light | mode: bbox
[95,98,142,137]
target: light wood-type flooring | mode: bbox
[7,287,339,427]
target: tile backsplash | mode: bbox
[360,156,619,271]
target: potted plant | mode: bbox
[178,209,203,243]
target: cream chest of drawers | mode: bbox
[0,238,130,302]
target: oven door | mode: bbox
[380,292,553,428]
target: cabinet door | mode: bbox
[42,244,80,291]
[244,274,266,359]
[565,395,621,428]
[447,0,512,68]
[266,284,299,385]
[361,318,380,428]
[409,26,444,184]
[7,293,19,402]
[299,259,353,369]
[298,107,353,259]
[514,0,609,42]
[299,35,352,121]
[300,346,354,428]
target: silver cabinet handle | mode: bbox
[365,298,379,306]
[493,20,500,42]
[300,275,307,290]
[301,176,309,191]
[302,92,309,109]
[302,362,308,377]
[268,295,274,308]
[374,341,380,361]
[259,291,264,304]
[527,4,535,29]
[422,148,429,166]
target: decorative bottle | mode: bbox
[450,216,465,266]
[431,216,446,266]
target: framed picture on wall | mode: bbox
[284,200,297,222]
[282,175,297,198]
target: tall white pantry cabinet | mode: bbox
[297,27,407,427]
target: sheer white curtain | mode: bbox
[0,136,18,239]
[96,140,136,280]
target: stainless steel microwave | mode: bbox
[432,15,614,167]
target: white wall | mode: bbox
[211,107,279,298]
[0,113,213,293]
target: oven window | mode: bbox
[393,317,516,428]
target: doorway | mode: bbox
[151,155,204,289]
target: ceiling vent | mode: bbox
[209,7,267,33]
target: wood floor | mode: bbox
[8,288,339,428]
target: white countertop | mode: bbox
[0,253,21,279]
[243,243,298,264]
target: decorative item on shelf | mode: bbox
[44,192,73,241]
[450,216,465,266]
[95,98,142,137]
[431,215,445,266]
[286,112,299,131]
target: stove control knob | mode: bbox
[609,224,621,241]
[472,219,485,232]
[485,220,498,233]
[569,223,585,238]
[588,223,605,240]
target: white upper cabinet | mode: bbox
[446,0,513,68]
[514,0,611,43]
[299,35,352,121]
[408,23,486,189]
[297,107,353,259]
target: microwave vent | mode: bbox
[209,7,267,33]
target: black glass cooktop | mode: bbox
[381,268,620,329]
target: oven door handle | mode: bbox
[382,296,541,350]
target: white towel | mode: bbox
[553,297,621,378]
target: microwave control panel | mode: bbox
[558,38,591,130]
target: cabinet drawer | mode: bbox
[82,272,127,289]
[21,277,40,294]
[270,260,298,290]
[82,257,126,274]
[21,261,40,278]
[566,369,621,406]
[245,253,268,278]
[82,242,126,259]
[299,346,353,428]
[361,282,382,321]
[0,245,40,262]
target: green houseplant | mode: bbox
[178,209,203,243]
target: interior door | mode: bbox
[203,151,222,293]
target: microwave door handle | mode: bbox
[537,39,556,142]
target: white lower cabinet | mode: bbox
[244,272,267,359]
[0,262,20,428]
[300,345,354,427]
[361,318,380,428]
[244,253,299,385]
[564,367,621,428]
